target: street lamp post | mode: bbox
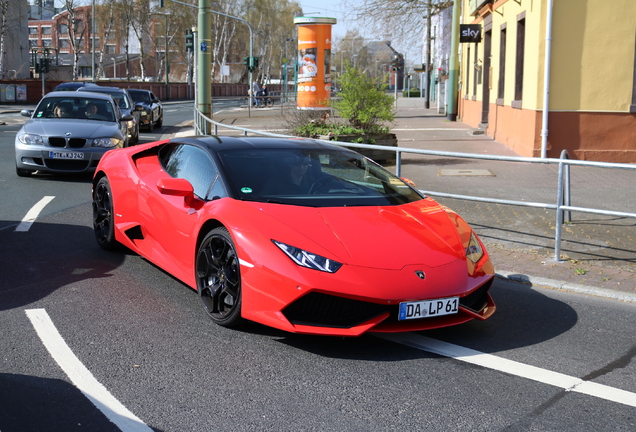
[154,12,170,100]
[111,57,116,78]
[91,0,95,81]
[284,37,293,103]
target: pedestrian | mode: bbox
[252,81,261,107]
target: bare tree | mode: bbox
[0,0,8,79]
[345,0,452,62]
[61,0,90,80]
[95,0,116,79]
[122,0,151,80]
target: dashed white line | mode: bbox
[377,332,636,408]
[26,309,153,432]
[15,196,55,232]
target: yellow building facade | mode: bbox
[459,0,636,162]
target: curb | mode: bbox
[496,271,636,304]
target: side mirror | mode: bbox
[120,114,134,122]
[157,178,199,208]
[134,104,144,111]
[20,109,32,118]
[157,178,193,196]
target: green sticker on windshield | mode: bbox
[241,187,253,194]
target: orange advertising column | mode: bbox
[294,16,337,110]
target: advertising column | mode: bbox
[294,16,337,110]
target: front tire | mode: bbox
[196,227,243,327]
[92,176,119,250]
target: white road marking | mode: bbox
[26,309,153,432]
[15,196,55,232]
[377,333,636,408]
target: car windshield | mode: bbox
[129,91,151,104]
[218,148,424,207]
[33,96,116,122]
[90,90,131,109]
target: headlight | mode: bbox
[127,120,135,128]
[92,137,122,148]
[273,240,342,273]
[465,232,484,263]
[141,110,149,116]
[18,133,44,145]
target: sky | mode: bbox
[296,0,368,39]
[296,0,423,67]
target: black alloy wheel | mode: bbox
[196,227,243,327]
[92,176,119,250]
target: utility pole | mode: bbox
[164,13,169,100]
[425,2,432,109]
[446,0,460,121]
[91,0,96,81]
[197,0,211,132]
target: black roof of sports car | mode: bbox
[170,136,345,153]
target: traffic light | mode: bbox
[36,58,50,74]
[185,30,194,52]
[391,54,400,71]
[244,57,259,72]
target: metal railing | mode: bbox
[193,107,636,262]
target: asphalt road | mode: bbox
[1,105,635,432]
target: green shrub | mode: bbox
[331,65,395,132]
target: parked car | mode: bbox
[127,89,163,132]
[15,91,132,177]
[92,136,496,335]
[51,82,99,92]
[81,87,141,144]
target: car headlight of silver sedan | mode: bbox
[273,240,343,273]
[92,137,123,148]
[17,133,44,145]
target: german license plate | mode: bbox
[398,297,459,320]
[49,151,84,159]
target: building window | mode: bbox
[59,39,69,50]
[513,15,525,108]
[29,39,39,47]
[42,27,51,35]
[29,27,39,35]
[43,39,52,47]
[498,25,507,104]
[59,24,68,34]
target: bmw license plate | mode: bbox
[49,151,84,159]
[398,297,459,320]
